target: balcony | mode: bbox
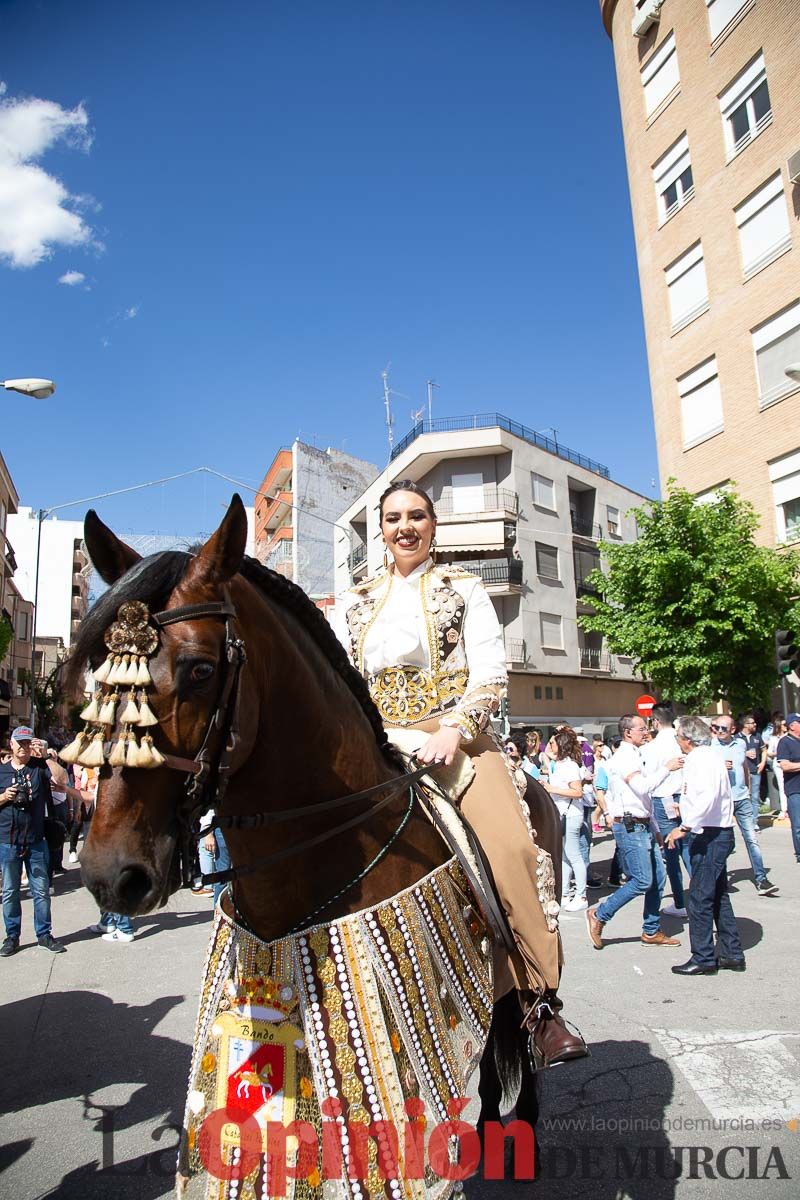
[390,413,610,479]
[580,646,612,673]
[434,486,519,519]
[349,542,368,578]
[504,637,527,666]
[266,540,293,568]
[570,514,602,540]
[454,557,523,595]
[260,490,294,533]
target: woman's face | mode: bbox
[380,489,436,574]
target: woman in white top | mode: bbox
[541,727,587,910]
[767,719,788,816]
[336,480,587,1067]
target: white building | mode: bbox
[334,414,648,730]
[8,509,89,649]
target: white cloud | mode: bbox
[59,269,85,286]
[0,82,98,269]
[124,305,139,320]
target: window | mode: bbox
[735,173,791,279]
[531,472,556,511]
[555,687,564,700]
[752,301,800,409]
[534,686,542,700]
[535,543,559,580]
[641,31,679,118]
[665,242,709,332]
[450,472,484,513]
[540,612,564,650]
[545,686,553,701]
[719,53,771,160]
[607,505,621,537]
[678,356,724,449]
[769,450,800,543]
[16,611,29,642]
[706,0,751,41]
[652,133,693,225]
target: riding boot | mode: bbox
[520,990,589,1071]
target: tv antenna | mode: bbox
[426,379,439,423]
[380,366,413,456]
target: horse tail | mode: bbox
[490,990,522,1100]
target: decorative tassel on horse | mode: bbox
[70,600,163,769]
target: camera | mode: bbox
[12,770,33,811]
[622,811,638,833]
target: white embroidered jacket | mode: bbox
[334,557,507,741]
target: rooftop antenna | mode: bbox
[426,379,439,424]
[381,368,394,454]
[411,404,425,424]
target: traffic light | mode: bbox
[775,629,799,676]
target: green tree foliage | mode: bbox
[579,484,800,711]
[0,616,11,665]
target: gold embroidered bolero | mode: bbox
[336,561,507,741]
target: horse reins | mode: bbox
[147,590,434,905]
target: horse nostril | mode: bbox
[116,865,154,910]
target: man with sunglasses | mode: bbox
[709,716,777,897]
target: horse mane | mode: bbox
[64,550,400,766]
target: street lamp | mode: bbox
[1,378,56,400]
[785,364,800,384]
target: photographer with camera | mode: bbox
[586,714,683,952]
[0,727,66,957]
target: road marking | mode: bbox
[652,1029,800,1123]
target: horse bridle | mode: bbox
[147,589,430,895]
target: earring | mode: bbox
[430,538,438,565]
[383,547,390,571]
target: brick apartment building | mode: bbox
[601,0,800,545]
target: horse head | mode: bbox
[73,495,256,915]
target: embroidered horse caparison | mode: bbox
[178,861,493,1200]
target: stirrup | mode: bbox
[526,1013,589,1073]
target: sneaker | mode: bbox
[38,935,66,953]
[192,887,213,897]
[101,930,134,943]
[662,904,688,918]
[68,852,78,864]
[592,823,603,833]
[563,896,588,912]
[586,876,603,889]
[756,879,779,897]
[49,885,55,896]
[90,922,115,934]
[0,937,19,957]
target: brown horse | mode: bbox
[69,495,548,1179]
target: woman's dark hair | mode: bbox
[507,731,528,757]
[552,726,583,766]
[378,480,435,521]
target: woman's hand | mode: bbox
[203,833,216,855]
[416,726,463,767]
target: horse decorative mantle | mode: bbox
[178,860,492,1199]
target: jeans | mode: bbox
[652,795,690,907]
[687,827,743,967]
[732,796,767,884]
[786,792,800,862]
[579,807,593,868]
[212,828,231,907]
[69,803,93,853]
[767,762,787,814]
[749,770,763,822]
[558,800,587,900]
[596,823,665,936]
[100,910,134,935]
[0,840,52,940]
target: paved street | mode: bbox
[1,820,798,1199]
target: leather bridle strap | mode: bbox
[152,601,236,627]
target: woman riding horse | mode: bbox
[335,480,586,1070]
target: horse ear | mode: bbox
[183,494,248,587]
[84,509,142,584]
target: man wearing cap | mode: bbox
[777,713,800,865]
[0,727,66,956]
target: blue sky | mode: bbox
[1,0,658,540]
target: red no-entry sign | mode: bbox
[636,694,657,716]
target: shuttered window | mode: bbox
[678,357,724,449]
[665,242,709,332]
[706,0,750,41]
[752,301,800,410]
[719,53,771,159]
[642,32,680,118]
[540,612,563,650]
[735,174,791,279]
[652,133,693,225]
[535,543,559,580]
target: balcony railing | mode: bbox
[434,487,519,516]
[456,558,523,587]
[570,514,602,539]
[266,541,293,567]
[349,542,367,572]
[580,647,612,672]
[390,413,610,478]
[504,638,526,664]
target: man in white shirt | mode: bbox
[586,714,683,951]
[668,716,745,976]
[642,705,689,917]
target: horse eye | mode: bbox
[190,662,215,683]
